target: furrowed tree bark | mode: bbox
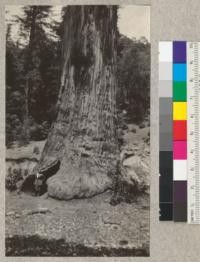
[35,6,119,200]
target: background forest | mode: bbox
[6,6,150,146]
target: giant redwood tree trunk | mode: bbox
[35,6,119,200]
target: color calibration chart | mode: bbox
[159,41,200,223]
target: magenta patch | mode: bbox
[173,141,187,159]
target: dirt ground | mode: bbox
[6,190,149,256]
[5,123,150,256]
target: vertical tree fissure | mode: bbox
[35,6,119,200]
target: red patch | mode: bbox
[173,120,187,141]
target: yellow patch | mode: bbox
[173,102,187,120]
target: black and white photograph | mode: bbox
[5,4,150,256]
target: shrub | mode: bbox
[6,114,23,146]
[139,123,145,129]
[6,167,23,191]
[131,127,136,133]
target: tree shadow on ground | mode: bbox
[6,235,149,257]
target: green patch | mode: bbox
[173,82,187,101]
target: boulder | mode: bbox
[110,155,149,205]
[122,155,149,193]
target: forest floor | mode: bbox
[5,122,150,257]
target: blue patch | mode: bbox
[173,64,186,81]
